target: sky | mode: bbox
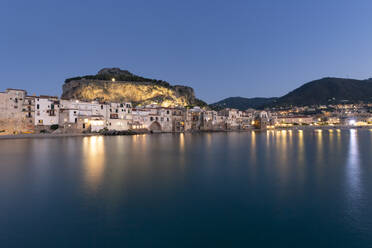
[1,0,372,103]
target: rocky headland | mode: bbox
[62,68,205,107]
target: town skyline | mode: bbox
[3,67,372,105]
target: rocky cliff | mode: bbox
[62,68,203,107]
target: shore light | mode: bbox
[349,119,356,126]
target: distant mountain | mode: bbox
[210,97,277,110]
[269,77,372,107]
[211,77,372,110]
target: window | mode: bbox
[116,109,118,113]
[167,110,169,114]
[38,120,43,124]
[150,117,154,121]
[120,104,123,107]
[101,105,103,110]
[37,104,40,110]
[167,118,169,122]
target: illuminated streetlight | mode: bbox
[349,119,356,126]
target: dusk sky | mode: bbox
[1,0,372,103]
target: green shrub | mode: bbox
[50,124,59,130]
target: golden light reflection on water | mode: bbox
[179,133,185,152]
[296,129,305,184]
[139,134,147,151]
[298,129,304,164]
[279,130,289,182]
[131,134,148,155]
[82,136,105,191]
[250,131,256,163]
[329,129,334,148]
[336,129,342,153]
[315,129,323,164]
[206,133,212,148]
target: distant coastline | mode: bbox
[1,125,371,140]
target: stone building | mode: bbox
[132,106,172,132]
[0,89,30,134]
[171,108,186,132]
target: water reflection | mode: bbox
[179,133,186,168]
[315,129,323,165]
[346,129,361,214]
[82,136,105,192]
[2,131,372,247]
[179,133,185,152]
[250,131,256,163]
[298,129,304,165]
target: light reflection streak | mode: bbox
[179,133,186,169]
[288,129,293,147]
[206,133,212,148]
[250,131,256,163]
[315,129,323,164]
[329,129,334,147]
[298,129,304,165]
[274,129,289,186]
[346,129,362,219]
[82,136,105,192]
[293,130,306,187]
[179,133,185,152]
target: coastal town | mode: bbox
[1,87,372,136]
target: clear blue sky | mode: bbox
[1,0,372,103]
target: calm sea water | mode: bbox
[1,130,372,247]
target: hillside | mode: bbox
[210,97,277,110]
[62,68,206,107]
[270,77,372,107]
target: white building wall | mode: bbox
[34,97,59,126]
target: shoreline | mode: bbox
[0,133,99,140]
[1,125,371,139]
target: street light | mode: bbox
[349,119,356,126]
